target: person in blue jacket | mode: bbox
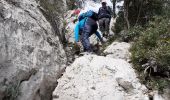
[74,11,104,52]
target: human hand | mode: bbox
[76,41,81,46]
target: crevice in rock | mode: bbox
[5,0,21,8]
[3,69,38,100]
[37,1,67,45]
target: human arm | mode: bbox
[97,8,101,19]
[74,23,80,42]
[95,31,104,43]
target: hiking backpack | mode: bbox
[78,10,98,21]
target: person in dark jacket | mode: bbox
[74,11,104,52]
[98,0,112,38]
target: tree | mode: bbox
[112,0,116,18]
[124,0,130,29]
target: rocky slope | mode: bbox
[52,42,149,100]
[0,0,66,100]
[52,0,170,100]
[0,0,169,100]
[52,1,150,100]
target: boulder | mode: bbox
[0,0,66,99]
[104,42,131,60]
[53,55,149,100]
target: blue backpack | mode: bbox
[78,10,98,21]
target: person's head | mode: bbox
[101,0,107,7]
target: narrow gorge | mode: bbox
[0,0,67,100]
[0,0,169,100]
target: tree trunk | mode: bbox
[124,0,130,29]
[112,0,116,18]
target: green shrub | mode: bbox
[4,81,21,100]
[152,79,170,92]
[131,17,170,70]
[66,0,76,10]
[121,26,144,42]
[130,16,170,90]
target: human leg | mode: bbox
[80,23,93,52]
[99,18,105,36]
[104,18,110,37]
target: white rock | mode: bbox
[153,91,165,100]
[104,42,131,60]
[0,0,67,99]
[53,55,149,100]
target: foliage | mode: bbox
[39,0,65,14]
[66,0,76,10]
[130,16,170,90]
[152,78,170,92]
[121,26,144,42]
[113,0,167,33]
[122,0,170,41]
[125,0,164,27]
[3,82,21,100]
[38,0,68,43]
[131,17,170,71]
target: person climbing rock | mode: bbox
[74,10,104,53]
[98,0,112,38]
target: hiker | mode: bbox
[74,10,104,52]
[98,0,112,38]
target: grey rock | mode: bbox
[116,78,134,93]
[104,42,131,61]
[0,0,67,100]
[154,88,170,100]
[0,85,6,100]
[53,55,149,100]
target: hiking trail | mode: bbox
[52,0,161,100]
[52,0,169,100]
[0,0,169,100]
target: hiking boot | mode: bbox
[103,32,107,38]
[79,52,95,56]
[105,31,109,38]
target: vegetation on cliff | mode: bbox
[113,0,170,91]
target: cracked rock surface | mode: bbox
[104,42,131,61]
[0,0,66,100]
[53,42,149,100]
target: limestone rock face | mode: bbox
[0,0,66,100]
[153,89,170,100]
[38,0,67,43]
[104,42,131,61]
[53,42,149,100]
